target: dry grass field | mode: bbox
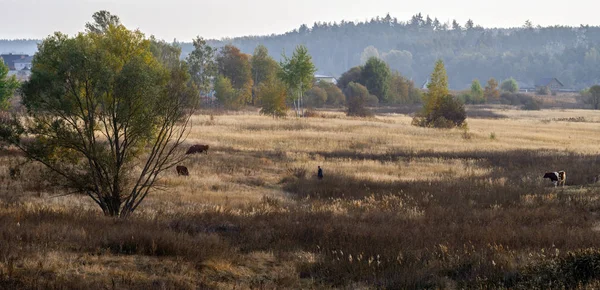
[3,106,600,289]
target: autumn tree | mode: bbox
[0,61,19,109]
[388,72,421,104]
[259,79,288,118]
[217,45,253,104]
[424,59,449,108]
[186,36,217,96]
[361,57,391,103]
[279,45,316,116]
[251,45,279,105]
[0,13,197,218]
[413,60,466,128]
[484,78,500,100]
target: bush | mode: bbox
[537,86,550,96]
[499,92,541,110]
[522,98,542,110]
[317,81,346,106]
[458,92,485,104]
[500,78,519,93]
[413,95,467,128]
[304,86,328,108]
[345,82,377,117]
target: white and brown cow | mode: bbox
[543,171,566,187]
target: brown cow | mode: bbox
[176,165,189,176]
[186,144,209,155]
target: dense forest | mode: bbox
[3,13,600,89]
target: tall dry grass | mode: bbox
[3,107,600,288]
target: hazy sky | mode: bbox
[1,0,598,41]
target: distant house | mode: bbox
[314,74,337,85]
[13,56,33,70]
[517,81,535,92]
[1,54,32,81]
[421,79,429,90]
[535,78,564,91]
[0,54,30,70]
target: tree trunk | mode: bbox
[102,195,123,217]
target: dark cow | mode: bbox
[176,165,189,176]
[186,144,209,155]
[8,167,20,179]
[544,171,566,187]
[317,166,323,180]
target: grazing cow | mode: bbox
[186,144,209,155]
[176,165,189,176]
[558,171,566,187]
[8,167,20,179]
[543,171,566,187]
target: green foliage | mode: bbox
[361,57,391,103]
[500,78,519,93]
[337,66,362,91]
[0,14,197,218]
[470,79,484,102]
[458,92,484,105]
[585,85,600,109]
[0,61,19,110]
[85,10,120,33]
[279,45,317,116]
[214,75,242,110]
[217,45,253,103]
[259,79,288,118]
[186,36,217,96]
[345,82,377,117]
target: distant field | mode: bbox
[3,107,600,289]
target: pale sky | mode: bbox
[1,0,598,41]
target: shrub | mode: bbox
[345,82,377,117]
[522,98,542,110]
[304,86,328,108]
[318,81,346,106]
[499,92,542,110]
[500,78,519,93]
[537,86,550,96]
[413,95,467,128]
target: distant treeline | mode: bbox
[0,39,39,55]
[4,14,600,89]
[186,14,600,90]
